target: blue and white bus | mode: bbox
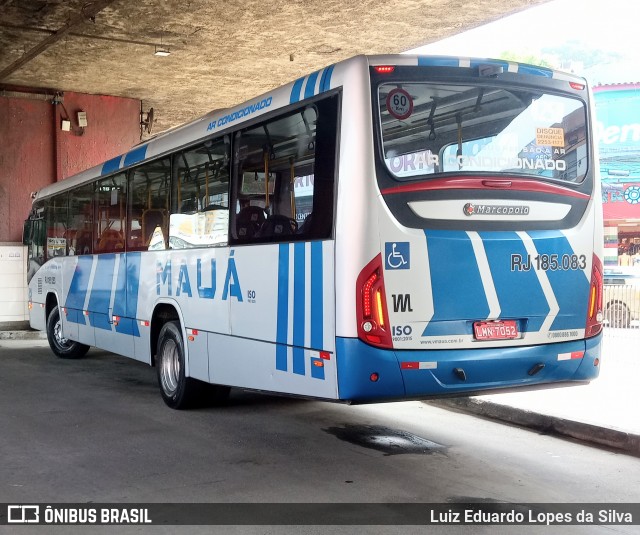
[24,55,604,409]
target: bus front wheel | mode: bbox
[46,305,90,359]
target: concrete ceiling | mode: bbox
[0,0,548,137]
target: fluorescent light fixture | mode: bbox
[154,46,170,57]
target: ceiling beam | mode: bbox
[0,0,118,81]
[0,22,170,50]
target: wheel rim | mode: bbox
[159,339,180,397]
[53,317,70,348]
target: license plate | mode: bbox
[473,320,519,341]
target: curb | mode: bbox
[426,397,640,458]
[0,330,47,340]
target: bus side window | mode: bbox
[45,192,69,259]
[169,136,230,249]
[128,158,171,250]
[67,183,95,255]
[230,94,338,244]
[25,206,45,282]
[94,173,126,254]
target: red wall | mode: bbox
[0,90,140,242]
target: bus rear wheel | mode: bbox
[46,305,90,359]
[156,321,231,409]
[155,321,202,409]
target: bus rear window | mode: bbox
[377,82,588,183]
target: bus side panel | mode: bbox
[59,256,79,341]
[90,254,135,359]
[32,254,139,360]
[219,241,338,399]
[60,253,137,359]
[140,249,232,376]
[209,334,339,399]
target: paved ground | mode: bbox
[0,338,638,534]
[0,325,638,456]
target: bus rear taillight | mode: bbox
[356,255,392,348]
[374,66,395,74]
[586,254,603,337]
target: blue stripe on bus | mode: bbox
[291,66,333,104]
[422,230,489,336]
[101,156,122,175]
[320,65,334,92]
[480,232,549,332]
[310,242,323,350]
[112,254,127,328]
[112,253,141,337]
[290,77,305,104]
[304,71,320,100]
[276,244,290,371]
[417,57,460,68]
[528,231,590,330]
[417,57,554,78]
[66,256,94,324]
[319,68,329,93]
[292,242,306,375]
[516,64,554,78]
[123,145,148,167]
[88,254,116,331]
[125,252,141,333]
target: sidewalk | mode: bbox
[0,321,46,340]
[430,328,640,457]
[1,323,638,456]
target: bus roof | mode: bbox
[31,54,587,204]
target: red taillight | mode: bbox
[586,254,603,337]
[356,255,392,348]
[374,65,395,74]
[569,81,585,91]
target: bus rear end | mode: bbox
[336,56,603,402]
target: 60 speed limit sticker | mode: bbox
[386,88,413,120]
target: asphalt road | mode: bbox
[1,339,639,535]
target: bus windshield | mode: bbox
[377,81,588,183]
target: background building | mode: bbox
[593,83,640,268]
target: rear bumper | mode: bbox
[335,334,602,402]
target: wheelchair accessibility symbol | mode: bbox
[385,242,410,270]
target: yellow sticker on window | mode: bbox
[536,127,565,147]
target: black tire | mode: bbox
[154,321,201,409]
[46,305,90,359]
[156,321,231,409]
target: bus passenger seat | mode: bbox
[97,229,124,253]
[257,214,297,238]
[236,206,266,239]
